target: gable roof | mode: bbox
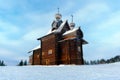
[63,27,79,36]
[38,20,70,40]
[47,20,69,34]
[62,27,84,39]
[28,45,40,53]
[55,20,69,32]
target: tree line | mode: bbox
[0,60,28,66]
[1,55,120,66]
[17,60,27,66]
[84,55,120,65]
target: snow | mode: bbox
[32,45,40,51]
[55,20,67,32]
[28,45,40,53]
[47,28,56,34]
[63,27,79,36]
[47,20,67,34]
[0,62,120,80]
[47,29,52,34]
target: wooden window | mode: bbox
[42,52,44,55]
[78,46,81,52]
[37,55,39,58]
[48,49,52,54]
[46,59,50,65]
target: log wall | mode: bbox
[32,49,41,65]
[41,34,58,65]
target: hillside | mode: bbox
[0,62,120,80]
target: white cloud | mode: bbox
[22,28,43,41]
[0,20,20,34]
[25,12,54,26]
[100,32,120,47]
[82,6,120,60]
[0,19,22,47]
[74,2,110,24]
[22,12,55,41]
[97,11,120,30]
[91,11,120,46]
[0,48,13,57]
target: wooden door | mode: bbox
[46,59,50,65]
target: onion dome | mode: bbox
[70,15,75,29]
[70,22,75,29]
[55,13,62,20]
[55,8,62,20]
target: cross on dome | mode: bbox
[55,8,62,20]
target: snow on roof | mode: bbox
[63,27,79,36]
[55,20,67,32]
[47,20,67,35]
[47,29,52,34]
[32,45,40,50]
[58,37,76,42]
[28,45,40,53]
[47,29,57,35]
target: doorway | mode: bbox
[46,59,50,65]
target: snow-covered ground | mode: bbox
[0,62,120,80]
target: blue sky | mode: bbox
[0,0,120,65]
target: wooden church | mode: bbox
[29,10,88,65]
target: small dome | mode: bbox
[70,22,75,29]
[69,15,75,29]
[55,13,62,20]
